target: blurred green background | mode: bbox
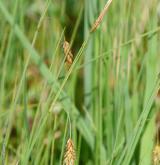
[0,0,160,164]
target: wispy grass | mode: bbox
[0,0,160,164]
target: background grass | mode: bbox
[0,0,160,164]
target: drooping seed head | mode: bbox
[63,40,73,65]
[63,138,76,165]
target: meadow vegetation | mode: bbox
[0,0,160,164]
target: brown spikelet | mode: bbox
[90,0,113,33]
[63,138,76,165]
[63,40,73,66]
[153,145,160,165]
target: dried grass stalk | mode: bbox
[90,0,113,33]
[63,40,73,65]
[63,138,76,165]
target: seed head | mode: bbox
[153,145,160,165]
[90,0,113,32]
[63,40,73,65]
[63,138,76,165]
